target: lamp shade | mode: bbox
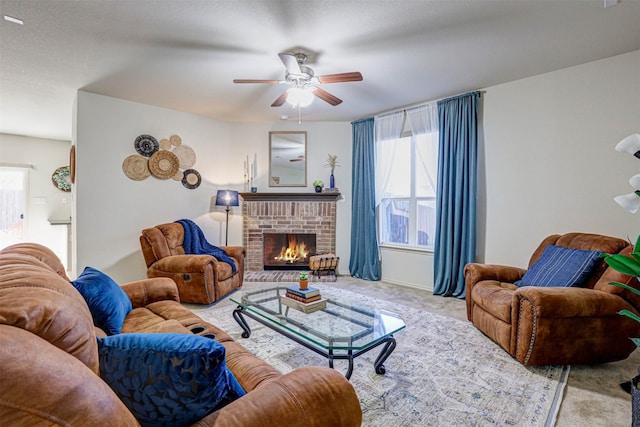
[286,87,315,107]
[614,133,640,158]
[629,173,640,189]
[614,192,640,214]
[215,190,239,207]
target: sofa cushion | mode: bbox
[516,245,603,288]
[0,255,99,373]
[71,267,132,335]
[470,281,517,324]
[97,333,246,427]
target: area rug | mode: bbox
[244,271,337,282]
[197,285,569,427]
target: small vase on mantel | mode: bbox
[330,172,335,189]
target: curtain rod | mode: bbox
[0,162,33,168]
[370,90,485,119]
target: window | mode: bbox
[376,104,438,250]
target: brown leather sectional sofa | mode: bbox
[0,243,362,426]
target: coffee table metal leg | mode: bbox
[233,306,252,338]
[345,350,354,379]
[374,336,396,375]
[328,349,355,379]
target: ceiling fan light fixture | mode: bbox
[286,87,315,107]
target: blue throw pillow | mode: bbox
[71,266,132,335]
[98,333,245,427]
[516,245,603,288]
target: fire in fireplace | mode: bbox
[263,233,316,270]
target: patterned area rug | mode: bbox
[244,271,337,282]
[197,285,569,427]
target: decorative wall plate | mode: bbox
[134,134,159,157]
[173,145,196,169]
[148,150,180,179]
[122,154,151,181]
[52,166,71,192]
[172,169,184,181]
[170,134,182,147]
[69,145,76,184]
[182,169,201,189]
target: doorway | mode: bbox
[0,167,28,249]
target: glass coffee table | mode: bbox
[230,286,405,380]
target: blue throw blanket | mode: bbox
[176,219,237,274]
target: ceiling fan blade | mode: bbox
[271,90,289,107]
[278,53,302,75]
[233,79,281,84]
[317,72,363,84]
[313,87,342,106]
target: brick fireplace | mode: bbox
[240,192,340,272]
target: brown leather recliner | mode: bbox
[140,222,245,304]
[465,232,640,366]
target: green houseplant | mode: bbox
[600,234,640,409]
[313,180,324,193]
[600,234,640,339]
[325,154,339,188]
[298,271,309,290]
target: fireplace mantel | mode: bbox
[240,192,341,202]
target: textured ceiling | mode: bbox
[0,0,638,141]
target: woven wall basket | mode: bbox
[122,154,151,181]
[148,150,180,180]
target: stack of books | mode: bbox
[281,285,327,313]
[285,285,321,302]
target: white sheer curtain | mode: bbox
[406,103,439,196]
[374,110,405,206]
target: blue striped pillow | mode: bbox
[516,245,603,288]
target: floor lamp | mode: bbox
[611,133,640,394]
[215,190,239,245]
[614,133,640,214]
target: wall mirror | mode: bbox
[269,131,307,187]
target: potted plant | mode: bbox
[325,154,339,188]
[600,234,640,420]
[313,179,324,193]
[298,271,309,290]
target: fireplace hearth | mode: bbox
[263,233,316,270]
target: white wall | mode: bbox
[0,133,71,266]
[75,91,232,282]
[381,50,640,290]
[74,91,351,282]
[228,121,352,270]
[481,50,640,268]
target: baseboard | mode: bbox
[381,277,433,292]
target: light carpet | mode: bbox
[244,271,337,282]
[197,285,569,427]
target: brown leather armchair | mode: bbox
[140,222,245,304]
[465,232,640,366]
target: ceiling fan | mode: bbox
[233,52,363,107]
